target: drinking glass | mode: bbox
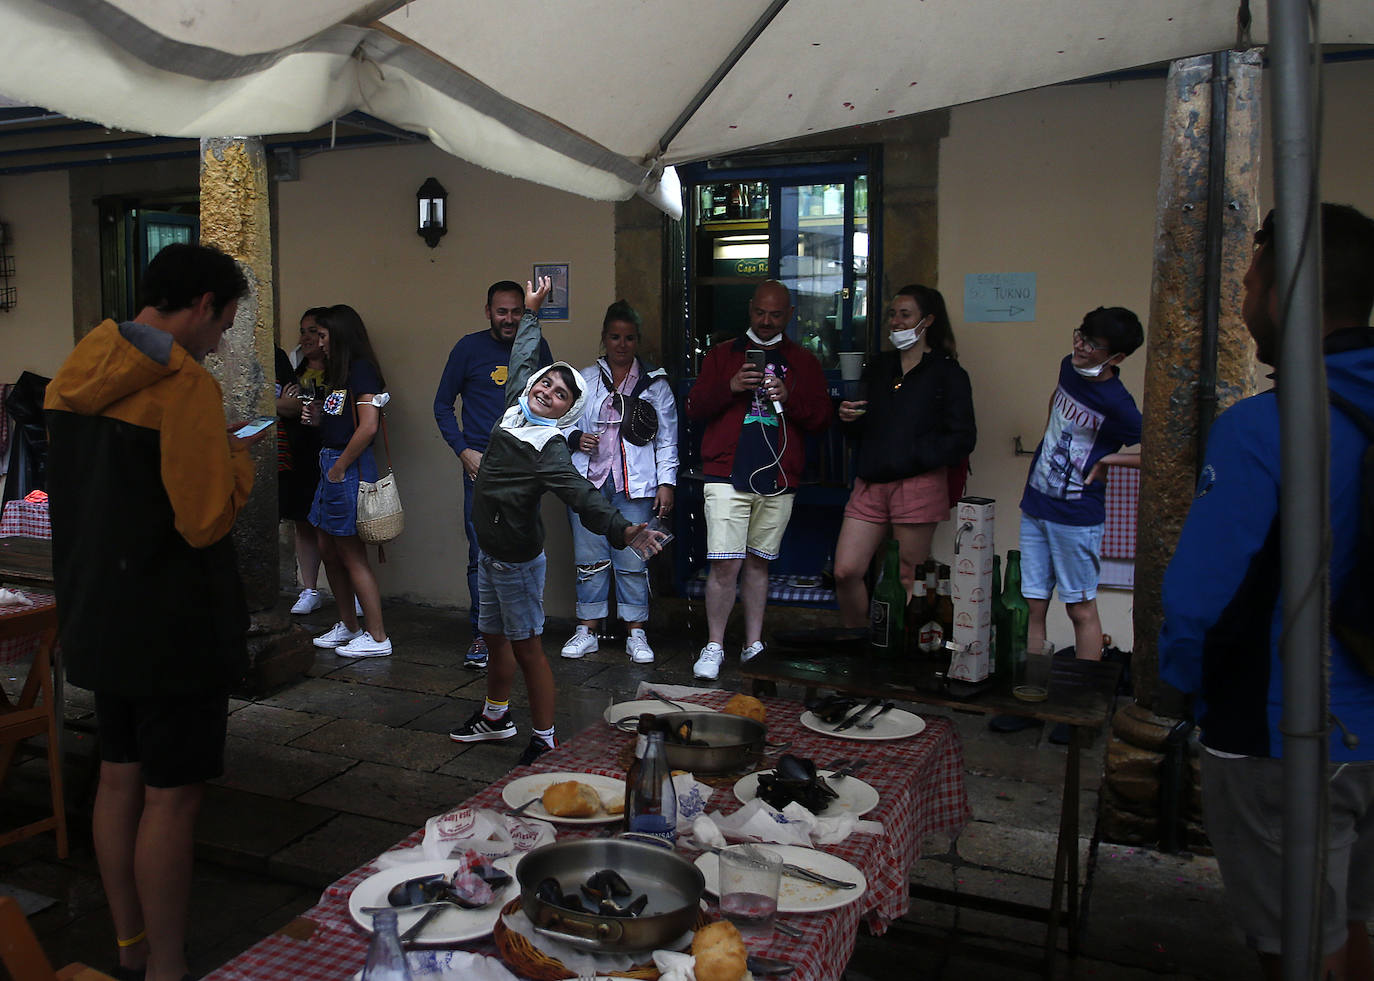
[630,515,674,561]
[718,843,781,941]
[1013,641,1053,702]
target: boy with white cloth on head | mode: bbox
[447,278,664,766]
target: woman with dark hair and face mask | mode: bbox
[832,284,977,628]
[307,304,393,658]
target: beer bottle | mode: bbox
[1003,549,1030,663]
[935,564,955,649]
[904,578,928,658]
[917,559,945,657]
[868,540,904,654]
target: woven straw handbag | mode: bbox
[355,406,404,545]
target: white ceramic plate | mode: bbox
[695,844,867,914]
[348,856,519,943]
[603,698,716,727]
[500,771,626,824]
[733,768,880,817]
[799,707,926,741]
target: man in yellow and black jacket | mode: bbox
[44,242,262,981]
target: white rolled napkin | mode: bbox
[349,950,520,981]
[0,587,34,608]
[653,948,698,981]
[673,771,715,822]
[780,801,884,845]
[635,681,718,701]
[374,807,555,868]
[693,799,882,848]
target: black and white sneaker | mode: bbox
[517,735,558,766]
[449,709,517,743]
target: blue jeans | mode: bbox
[476,551,546,640]
[462,472,479,632]
[568,481,654,623]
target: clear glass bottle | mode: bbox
[362,909,414,981]
[626,730,677,844]
[622,712,657,831]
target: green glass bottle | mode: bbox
[990,553,1009,681]
[1002,549,1030,667]
[868,540,905,655]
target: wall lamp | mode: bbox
[416,178,448,248]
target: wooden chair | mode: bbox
[0,896,118,981]
[0,601,68,858]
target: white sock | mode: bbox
[534,725,556,748]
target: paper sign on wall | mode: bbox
[964,273,1036,322]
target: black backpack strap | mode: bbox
[1330,389,1374,440]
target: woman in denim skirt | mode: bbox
[307,304,393,658]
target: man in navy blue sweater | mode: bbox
[435,280,552,668]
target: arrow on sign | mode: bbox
[984,306,1025,317]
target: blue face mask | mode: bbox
[518,394,558,426]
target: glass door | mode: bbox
[681,152,877,377]
[774,174,870,371]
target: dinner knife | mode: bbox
[833,697,882,732]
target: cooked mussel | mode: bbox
[775,753,819,783]
[386,873,448,908]
[597,893,649,917]
[665,719,711,747]
[755,753,840,812]
[386,869,499,911]
[579,868,632,903]
[807,695,858,724]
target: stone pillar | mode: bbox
[1100,52,1263,845]
[200,136,313,691]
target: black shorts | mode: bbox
[94,690,230,788]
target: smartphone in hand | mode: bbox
[233,416,276,439]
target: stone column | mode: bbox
[200,136,313,691]
[1100,52,1263,845]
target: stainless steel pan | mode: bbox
[658,711,767,774]
[517,838,704,953]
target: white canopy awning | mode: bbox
[1,0,1371,216]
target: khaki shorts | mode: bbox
[703,482,795,561]
[1201,751,1374,955]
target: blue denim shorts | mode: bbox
[309,446,377,538]
[477,551,547,640]
[1018,513,1104,603]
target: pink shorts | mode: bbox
[844,469,950,525]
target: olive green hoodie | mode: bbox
[471,312,631,563]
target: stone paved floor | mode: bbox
[2,595,1266,979]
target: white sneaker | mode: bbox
[313,621,364,649]
[337,631,393,658]
[741,641,766,663]
[291,588,322,614]
[693,642,725,681]
[561,626,599,659]
[626,629,655,664]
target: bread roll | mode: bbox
[722,693,766,725]
[540,780,602,818]
[693,920,749,981]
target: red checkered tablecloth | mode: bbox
[0,499,51,539]
[204,692,971,981]
[0,590,55,665]
[1101,465,1139,560]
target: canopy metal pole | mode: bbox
[1266,0,1329,978]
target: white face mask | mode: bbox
[746,327,782,347]
[1072,356,1114,378]
[890,323,926,351]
